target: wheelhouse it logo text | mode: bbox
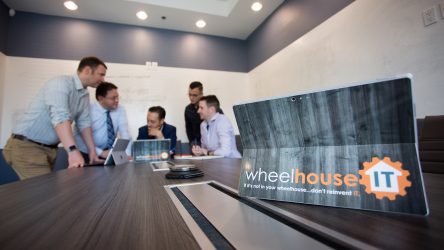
[244,156,411,201]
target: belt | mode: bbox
[12,134,59,149]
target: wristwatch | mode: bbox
[67,145,78,153]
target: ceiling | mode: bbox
[2,0,285,40]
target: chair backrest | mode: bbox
[0,149,19,185]
[180,141,192,155]
[1,147,70,185]
[175,140,181,155]
[419,115,444,174]
[416,118,424,142]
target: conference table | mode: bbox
[0,158,442,249]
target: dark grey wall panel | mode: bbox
[3,1,354,72]
[246,0,354,71]
[0,1,9,53]
[6,12,247,72]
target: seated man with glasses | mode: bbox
[75,82,132,162]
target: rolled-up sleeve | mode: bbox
[76,94,91,132]
[45,78,72,126]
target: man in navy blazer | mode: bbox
[137,106,177,156]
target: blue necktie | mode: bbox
[106,110,115,149]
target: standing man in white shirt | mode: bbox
[75,82,132,161]
[192,95,241,158]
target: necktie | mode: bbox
[106,110,115,149]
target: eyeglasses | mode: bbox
[105,96,119,101]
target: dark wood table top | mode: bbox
[0,158,442,249]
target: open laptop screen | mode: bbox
[132,139,171,162]
[104,138,130,166]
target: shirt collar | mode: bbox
[206,112,220,125]
[94,101,109,113]
[74,74,85,90]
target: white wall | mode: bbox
[0,57,249,146]
[249,0,444,118]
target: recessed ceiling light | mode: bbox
[136,11,148,20]
[251,2,263,12]
[64,1,78,11]
[196,20,206,28]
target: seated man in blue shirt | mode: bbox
[137,106,177,156]
[191,95,241,158]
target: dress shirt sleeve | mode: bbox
[75,95,92,132]
[95,146,103,156]
[116,107,132,155]
[213,118,233,157]
[200,122,207,149]
[44,78,73,126]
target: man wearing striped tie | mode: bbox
[2,57,107,179]
[75,82,131,162]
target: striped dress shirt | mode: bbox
[13,74,91,145]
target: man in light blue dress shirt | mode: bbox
[75,82,132,161]
[2,57,107,180]
[191,95,241,158]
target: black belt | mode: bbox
[12,134,59,149]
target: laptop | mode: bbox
[233,75,428,215]
[132,139,171,162]
[103,138,130,166]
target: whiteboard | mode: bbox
[0,56,249,147]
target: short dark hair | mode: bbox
[199,95,221,112]
[77,56,107,72]
[95,82,118,101]
[189,81,203,91]
[148,106,166,120]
